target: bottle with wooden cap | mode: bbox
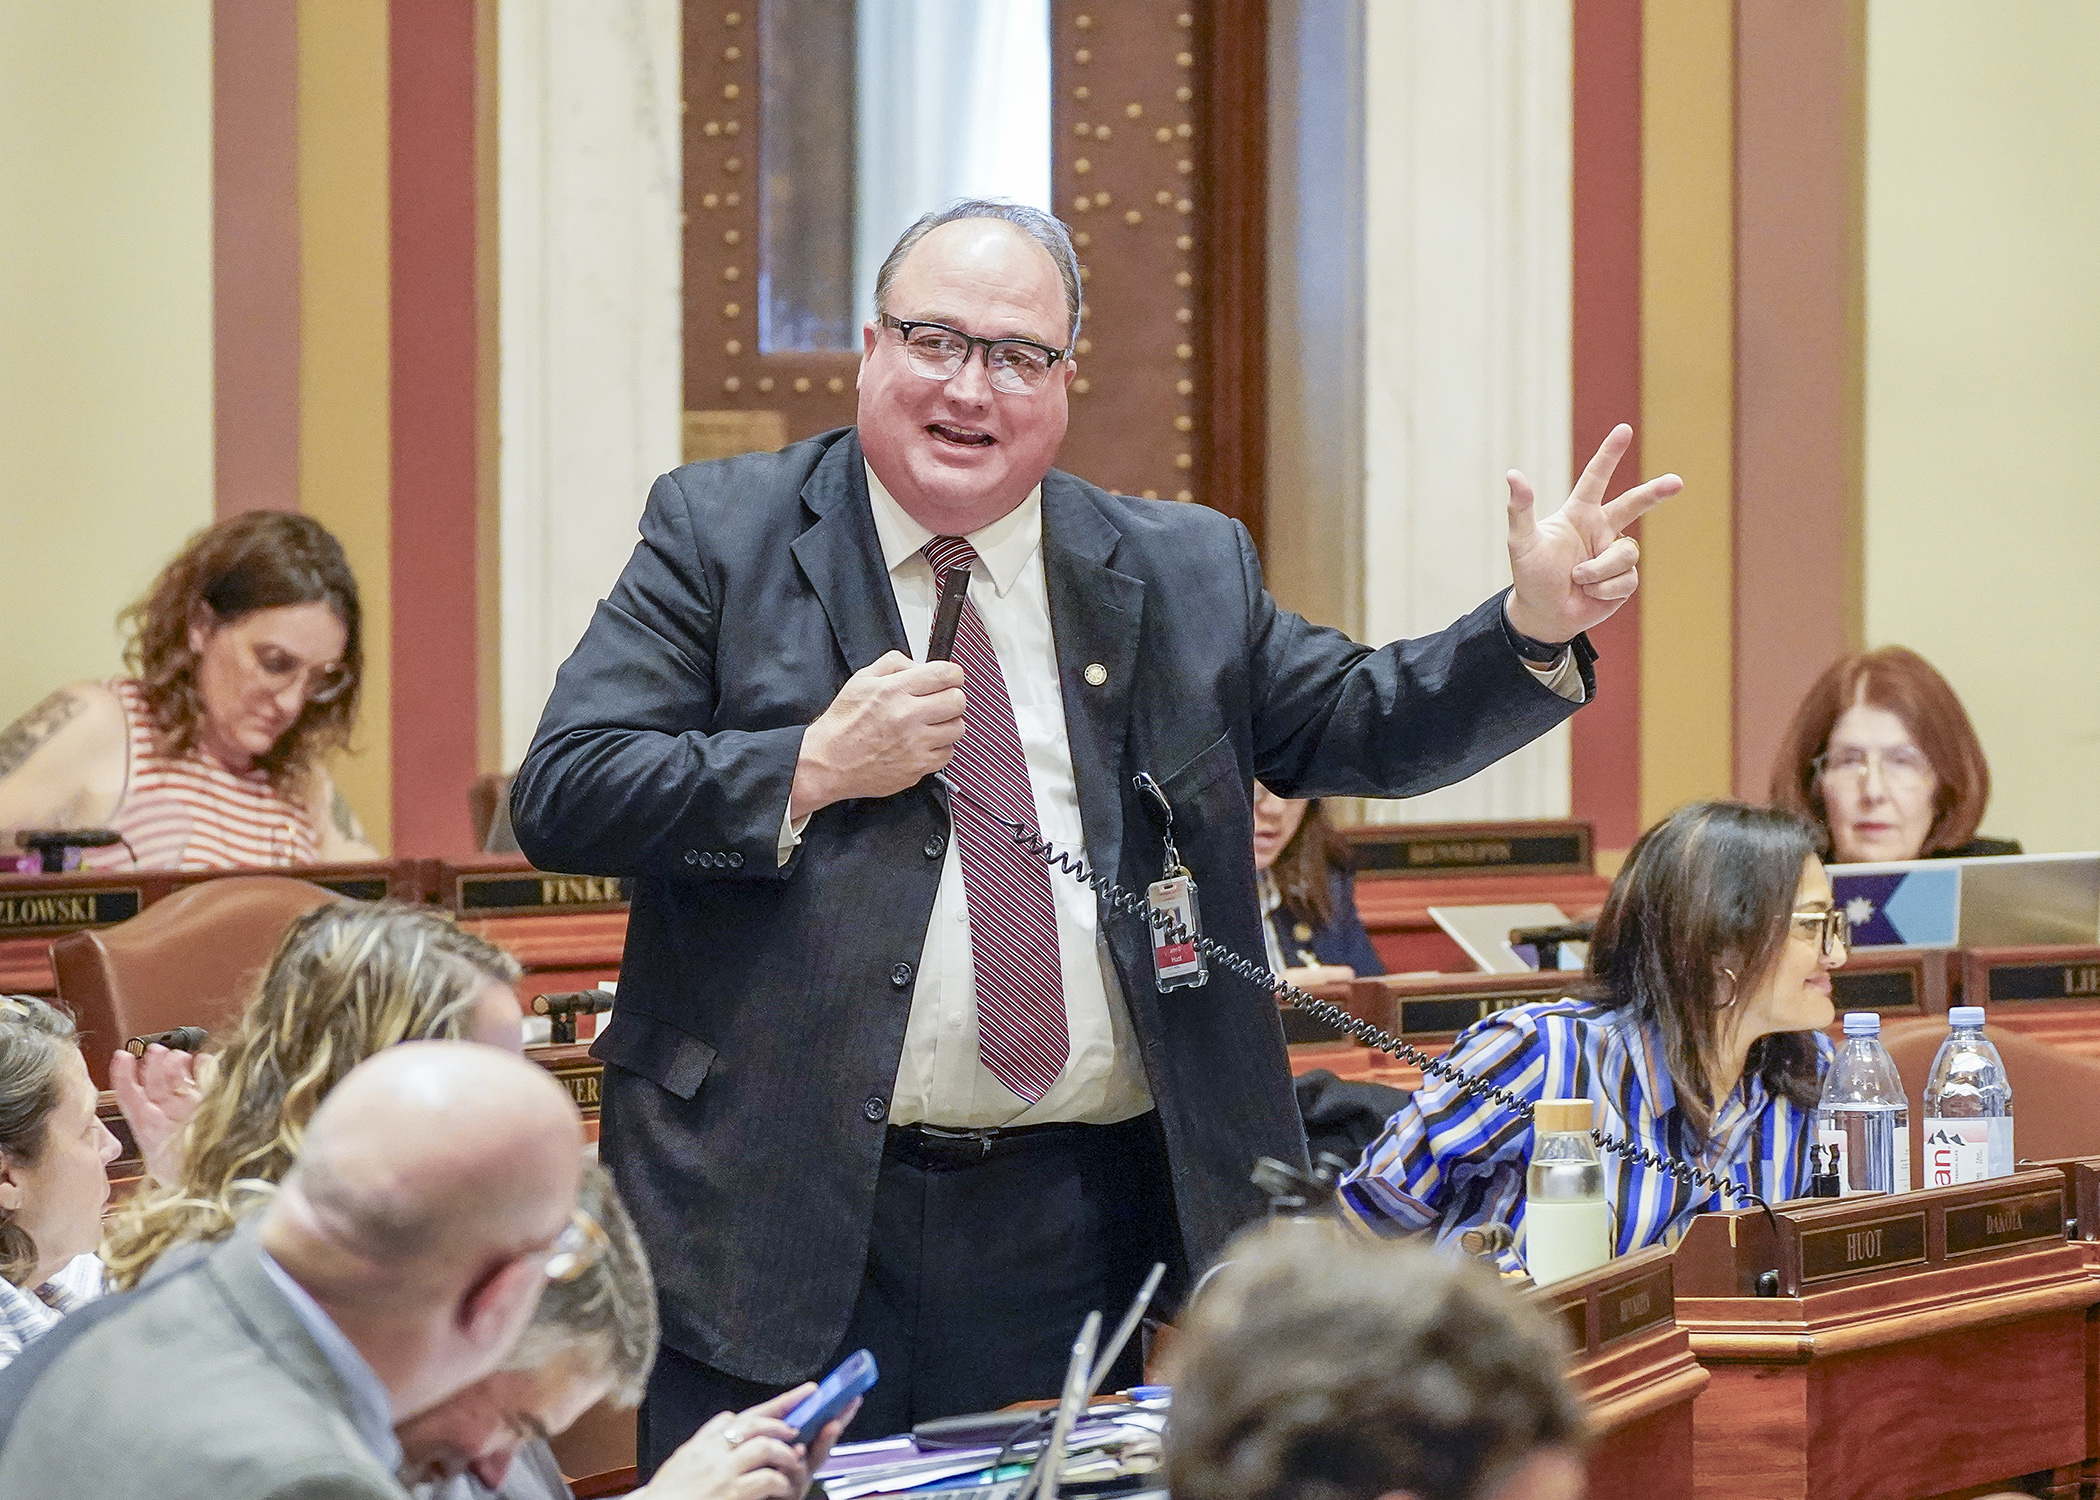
[1523,1098,1611,1287]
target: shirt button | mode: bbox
[863,1096,887,1122]
[683,849,699,865]
[727,851,744,869]
[890,962,914,989]
[923,833,946,860]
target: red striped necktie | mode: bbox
[922,535,1070,1103]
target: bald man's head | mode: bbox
[270,1042,581,1292]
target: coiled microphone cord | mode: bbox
[941,778,1767,1216]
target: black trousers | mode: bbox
[637,1112,1175,1478]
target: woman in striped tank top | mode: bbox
[0,512,377,870]
[1340,802,1846,1270]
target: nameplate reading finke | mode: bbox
[455,872,630,914]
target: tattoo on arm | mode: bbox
[330,788,365,842]
[0,691,85,782]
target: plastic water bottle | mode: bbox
[1815,1012,1911,1196]
[1922,1006,2014,1185]
[1523,1098,1611,1286]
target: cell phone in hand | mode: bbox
[786,1348,878,1447]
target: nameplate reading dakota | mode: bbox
[1988,961,2100,1003]
[456,873,630,913]
[0,887,142,932]
[1353,832,1587,877]
[1799,1211,1928,1285]
[1943,1190,2063,1258]
[1598,1265,1675,1346]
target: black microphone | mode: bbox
[532,991,614,1045]
[926,567,970,662]
[126,1026,208,1057]
[17,829,124,874]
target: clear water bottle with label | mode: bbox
[1523,1098,1612,1286]
[1815,1012,1911,1196]
[1922,1006,2014,1185]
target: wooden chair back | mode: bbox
[51,875,340,1088]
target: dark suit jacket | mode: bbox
[512,428,1587,1383]
[0,1234,404,1499]
[1268,868,1386,976]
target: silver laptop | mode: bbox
[1830,852,2100,949]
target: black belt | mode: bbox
[885,1115,1151,1168]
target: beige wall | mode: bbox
[1864,2,2100,851]
[0,4,214,724]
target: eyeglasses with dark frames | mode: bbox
[1790,906,1851,960]
[879,313,1069,395]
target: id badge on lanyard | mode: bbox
[1135,771,1208,991]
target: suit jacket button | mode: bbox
[727,851,744,869]
[683,849,700,865]
[923,833,946,860]
[890,962,914,989]
[863,1096,887,1122]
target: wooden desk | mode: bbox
[1341,819,1609,973]
[1676,1173,2100,1499]
[0,860,433,996]
[1530,1245,1705,1500]
[1830,945,1951,1019]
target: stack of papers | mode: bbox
[817,1417,1161,1499]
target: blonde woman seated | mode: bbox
[100,900,524,1290]
[0,511,377,869]
[1338,803,1845,1267]
[0,996,123,1367]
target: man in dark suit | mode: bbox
[0,1044,585,1500]
[512,200,1676,1462]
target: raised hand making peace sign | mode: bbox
[1504,423,1681,645]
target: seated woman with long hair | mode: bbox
[0,997,122,1367]
[0,511,376,869]
[100,900,523,1290]
[1338,802,1845,1266]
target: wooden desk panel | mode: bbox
[1677,1179,2100,1500]
[1532,1246,1706,1500]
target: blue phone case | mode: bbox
[787,1348,878,1445]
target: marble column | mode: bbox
[1356,0,1574,825]
[498,0,684,768]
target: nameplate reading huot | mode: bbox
[1943,1189,2063,1258]
[0,887,142,933]
[1987,961,2100,1003]
[455,872,630,914]
[1598,1264,1675,1347]
[1798,1211,1928,1285]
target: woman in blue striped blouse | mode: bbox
[1338,802,1846,1268]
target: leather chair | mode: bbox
[1881,1015,2100,1182]
[52,876,342,1089]
[551,1400,637,1498]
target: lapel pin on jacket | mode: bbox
[1084,662,1108,686]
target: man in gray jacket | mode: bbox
[0,1042,586,1500]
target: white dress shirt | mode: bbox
[778,466,1584,1126]
[781,465,1154,1128]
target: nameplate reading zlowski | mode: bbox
[1944,1190,2064,1258]
[1798,1211,1928,1286]
[0,887,143,933]
[454,873,630,915]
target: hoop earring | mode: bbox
[1716,967,1739,1010]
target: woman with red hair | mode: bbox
[1770,646,2017,865]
